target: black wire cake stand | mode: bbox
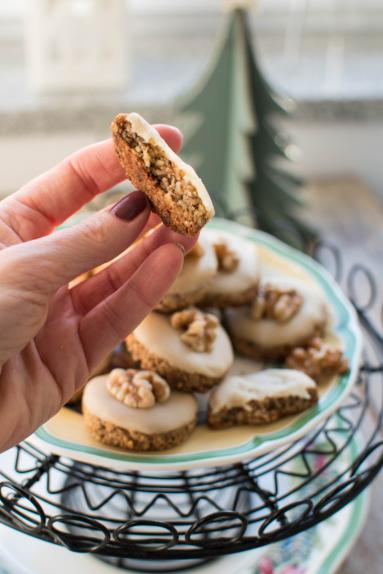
[0,242,382,572]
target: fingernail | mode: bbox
[175,242,186,254]
[111,191,149,221]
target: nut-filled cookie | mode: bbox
[201,229,260,307]
[112,112,214,236]
[226,277,328,361]
[83,369,198,451]
[126,308,234,393]
[208,369,318,429]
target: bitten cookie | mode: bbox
[126,308,234,393]
[208,369,318,429]
[112,112,214,236]
[156,237,218,313]
[83,369,198,451]
[201,229,260,307]
[226,278,328,361]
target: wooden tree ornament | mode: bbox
[178,6,314,248]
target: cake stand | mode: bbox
[0,242,382,572]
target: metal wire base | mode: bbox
[0,243,382,569]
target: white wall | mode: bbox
[289,120,383,197]
[0,133,95,197]
[1,120,383,200]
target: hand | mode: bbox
[0,125,196,452]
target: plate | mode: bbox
[31,218,362,471]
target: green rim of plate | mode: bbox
[35,218,362,467]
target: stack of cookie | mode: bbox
[79,113,349,452]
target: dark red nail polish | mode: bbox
[111,191,149,221]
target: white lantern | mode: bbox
[25,0,128,92]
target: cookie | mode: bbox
[126,308,234,393]
[208,369,318,429]
[112,112,214,236]
[226,278,328,361]
[201,229,259,307]
[156,236,218,312]
[83,369,197,451]
[286,337,349,384]
[66,353,110,405]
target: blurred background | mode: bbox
[0,0,383,200]
[0,4,382,574]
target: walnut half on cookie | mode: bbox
[82,372,198,451]
[286,337,349,384]
[107,368,170,408]
[112,113,214,236]
[226,278,328,361]
[171,308,219,352]
[251,284,303,323]
[126,311,234,393]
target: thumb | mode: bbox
[0,191,151,294]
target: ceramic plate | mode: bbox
[31,219,362,471]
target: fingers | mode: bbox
[0,192,152,294]
[79,243,184,371]
[153,124,183,151]
[0,124,183,242]
[70,224,198,314]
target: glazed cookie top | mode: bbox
[131,310,234,377]
[226,278,328,348]
[83,375,198,434]
[203,229,260,296]
[165,236,217,296]
[209,369,317,414]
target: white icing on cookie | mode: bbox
[132,312,234,377]
[202,229,259,296]
[209,369,316,413]
[226,278,328,347]
[126,113,214,217]
[83,376,197,434]
[167,235,217,296]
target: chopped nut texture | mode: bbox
[121,122,207,226]
[214,241,239,273]
[286,337,349,383]
[171,307,219,352]
[107,368,170,408]
[251,284,303,323]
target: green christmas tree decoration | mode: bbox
[177,5,315,249]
